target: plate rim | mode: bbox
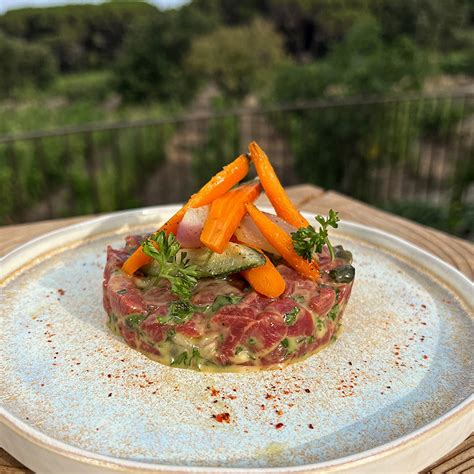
[1,204,473,473]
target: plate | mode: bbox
[1,206,473,473]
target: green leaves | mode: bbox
[291,209,340,262]
[125,313,146,329]
[171,348,201,367]
[157,301,197,325]
[283,306,300,326]
[142,231,199,300]
[211,294,244,312]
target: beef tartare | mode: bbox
[103,141,355,371]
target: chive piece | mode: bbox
[125,313,146,329]
[327,304,340,321]
[284,306,300,326]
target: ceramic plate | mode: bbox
[1,206,473,473]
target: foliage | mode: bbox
[50,71,113,102]
[192,97,240,188]
[0,32,56,96]
[114,4,217,103]
[0,3,155,72]
[186,18,287,99]
[270,15,430,195]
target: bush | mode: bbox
[186,18,287,99]
[50,70,113,102]
[269,15,430,197]
[0,33,57,96]
[114,6,215,103]
[0,3,156,72]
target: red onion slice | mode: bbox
[176,206,209,248]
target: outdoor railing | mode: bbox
[0,93,472,238]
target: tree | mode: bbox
[0,32,57,96]
[114,4,218,103]
[186,18,287,99]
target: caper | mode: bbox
[334,247,353,264]
[329,264,355,283]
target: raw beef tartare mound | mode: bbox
[103,241,354,371]
[103,141,355,371]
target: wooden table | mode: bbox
[1,185,472,473]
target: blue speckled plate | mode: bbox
[1,206,473,473]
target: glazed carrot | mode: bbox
[245,203,319,281]
[122,154,250,275]
[241,250,285,298]
[200,181,262,253]
[248,141,308,229]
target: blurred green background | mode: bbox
[0,0,473,238]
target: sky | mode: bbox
[0,0,188,14]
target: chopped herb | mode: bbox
[166,329,176,341]
[125,313,146,329]
[331,335,337,343]
[281,338,289,348]
[142,231,199,300]
[171,351,188,366]
[211,294,244,312]
[158,300,198,325]
[189,347,201,365]
[116,289,128,295]
[172,348,201,367]
[284,306,300,326]
[307,335,315,344]
[316,318,324,331]
[235,346,244,355]
[327,304,340,321]
[292,295,305,304]
[291,209,340,261]
[247,337,257,345]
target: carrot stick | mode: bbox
[241,250,285,298]
[248,141,308,229]
[245,203,319,281]
[122,154,250,275]
[200,181,261,253]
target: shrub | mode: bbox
[186,18,287,99]
[0,33,57,96]
[0,3,156,72]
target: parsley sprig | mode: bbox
[141,231,199,300]
[291,209,340,262]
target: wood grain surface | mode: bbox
[1,185,472,474]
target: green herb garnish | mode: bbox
[327,304,340,321]
[283,306,300,326]
[211,294,244,312]
[247,337,257,345]
[235,346,244,355]
[171,348,201,367]
[158,300,197,325]
[281,338,289,348]
[291,209,340,261]
[142,231,199,300]
[292,295,305,304]
[171,351,188,366]
[125,313,146,329]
